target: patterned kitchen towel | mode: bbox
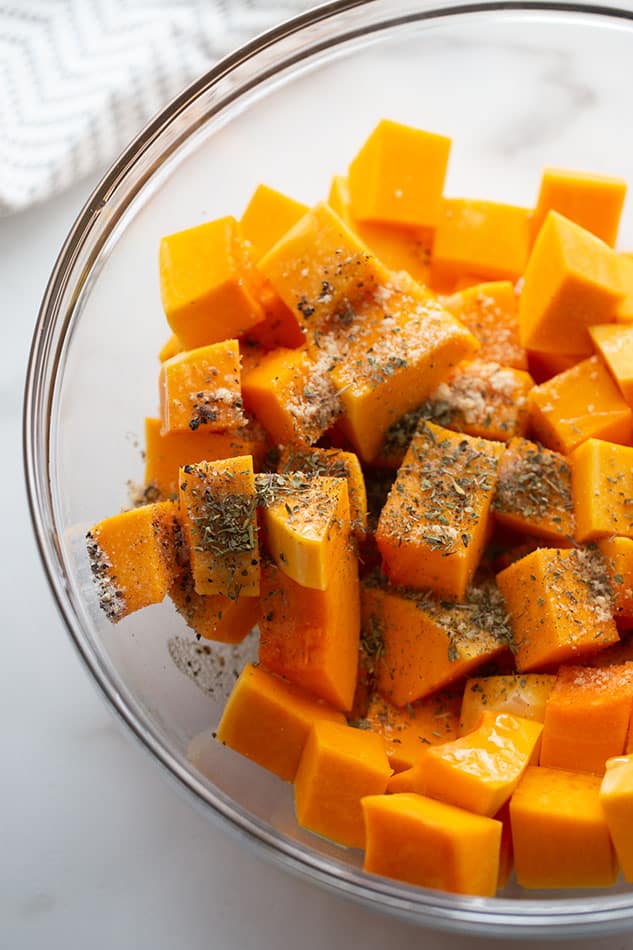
[0,0,314,216]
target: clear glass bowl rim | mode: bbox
[23,0,633,937]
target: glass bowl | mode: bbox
[24,0,633,937]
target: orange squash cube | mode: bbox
[589,323,633,406]
[159,339,243,435]
[540,665,633,774]
[241,283,305,351]
[432,198,530,284]
[360,691,460,772]
[169,569,258,644]
[571,438,633,542]
[258,553,360,712]
[615,254,633,323]
[443,280,527,370]
[376,423,504,598]
[178,456,260,599]
[597,536,633,621]
[143,416,268,499]
[362,793,502,897]
[532,167,626,247]
[600,754,633,882]
[294,720,392,848]
[240,184,308,261]
[347,119,451,229]
[519,211,624,356]
[528,355,633,454]
[159,216,264,349]
[510,766,618,889]
[493,437,575,543]
[496,547,619,671]
[423,711,543,818]
[86,501,180,622]
[459,674,556,735]
[526,348,583,384]
[216,663,345,782]
[361,578,510,707]
[278,445,367,536]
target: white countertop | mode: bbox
[3,176,633,950]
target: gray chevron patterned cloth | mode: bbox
[0,0,313,216]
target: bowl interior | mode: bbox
[29,0,633,936]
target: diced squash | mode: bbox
[529,356,633,454]
[329,274,479,462]
[178,457,260,598]
[615,254,633,323]
[158,333,183,362]
[600,754,633,882]
[259,474,350,590]
[540,664,633,774]
[526,348,583,384]
[597,536,633,621]
[493,437,575,543]
[143,416,269,499]
[360,691,460,772]
[242,345,340,446]
[241,284,305,350]
[443,280,527,370]
[86,501,179,622]
[376,423,504,598]
[519,211,624,356]
[361,577,509,707]
[240,184,309,261]
[159,339,243,435]
[571,438,633,542]
[532,167,626,247]
[362,793,502,897]
[459,674,556,735]
[347,119,451,229]
[510,766,618,889]
[278,445,367,536]
[159,216,264,349]
[169,570,259,643]
[496,547,619,671]
[258,553,360,712]
[432,198,530,284]
[424,359,533,443]
[216,663,345,782]
[589,323,633,406]
[422,711,543,817]
[294,720,392,848]
[259,202,387,332]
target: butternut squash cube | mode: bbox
[496,547,619,671]
[178,456,260,598]
[143,416,269,500]
[615,254,633,323]
[259,474,350,590]
[259,554,360,712]
[159,339,243,435]
[432,198,530,284]
[240,184,308,261]
[216,663,345,782]
[532,167,626,247]
[362,793,502,897]
[589,323,633,406]
[519,211,624,356]
[459,674,556,736]
[571,438,633,542]
[526,348,583,384]
[423,711,543,817]
[510,766,618,889]
[159,216,264,349]
[278,445,367,537]
[493,437,575,543]
[294,720,392,848]
[597,536,633,621]
[360,691,460,772]
[540,665,633,774]
[347,119,451,229]
[361,578,510,707]
[443,280,527,370]
[169,571,259,643]
[376,423,504,598]
[241,284,305,350]
[600,754,633,882]
[529,356,633,454]
[86,501,179,622]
